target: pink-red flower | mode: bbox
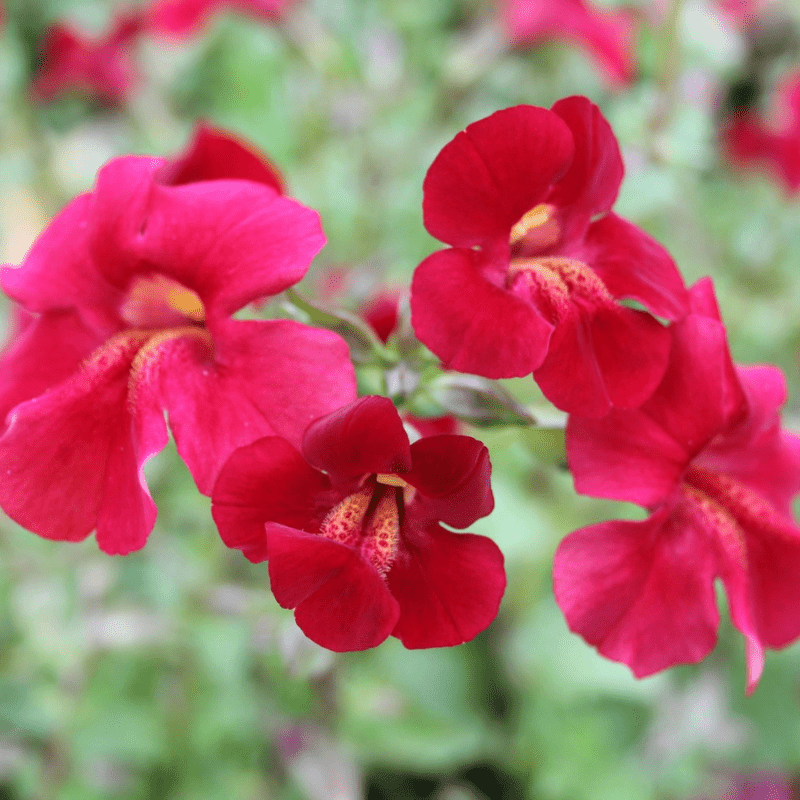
[501,0,638,87]
[721,69,800,194]
[554,279,800,692]
[211,396,504,651]
[410,96,688,417]
[0,127,356,555]
[31,13,144,103]
[148,0,290,37]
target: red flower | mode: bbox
[410,97,688,417]
[148,0,290,37]
[360,289,402,345]
[501,0,637,87]
[554,279,800,691]
[31,13,144,104]
[0,127,356,555]
[211,396,504,651]
[721,69,800,194]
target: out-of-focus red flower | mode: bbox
[501,0,637,87]
[410,96,688,418]
[31,13,144,104]
[212,395,504,651]
[148,0,290,37]
[554,279,800,692]
[360,289,401,345]
[0,127,356,555]
[722,69,800,193]
[716,0,765,27]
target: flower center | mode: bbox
[120,274,206,330]
[683,464,787,536]
[318,479,402,576]
[509,203,561,254]
[506,255,613,323]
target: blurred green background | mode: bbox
[2,0,800,798]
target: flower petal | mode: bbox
[548,96,624,233]
[422,105,574,247]
[266,523,400,651]
[0,333,166,554]
[150,0,288,36]
[137,319,354,495]
[157,124,284,192]
[302,396,411,483]
[566,313,741,504]
[211,436,332,562]
[410,248,553,377]
[90,158,325,316]
[553,505,720,679]
[405,435,494,528]
[582,212,689,320]
[388,523,505,648]
[0,310,103,430]
[1,193,119,319]
[504,0,636,87]
[534,302,670,417]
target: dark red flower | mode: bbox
[0,127,356,555]
[31,13,144,104]
[501,0,638,87]
[148,0,290,37]
[212,396,504,651]
[554,279,800,691]
[411,96,688,417]
[722,69,800,194]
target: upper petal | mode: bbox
[405,435,494,528]
[547,96,624,236]
[302,396,411,484]
[1,193,120,320]
[566,312,743,504]
[698,365,800,516]
[266,523,400,651]
[89,157,324,316]
[422,105,574,247]
[157,123,284,192]
[144,319,356,494]
[388,523,505,648]
[410,247,554,377]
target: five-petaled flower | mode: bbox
[554,279,800,692]
[31,12,144,104]
[410,96,688,417]
[501,0,638,87]
[721,68,800,194]
[0,126,356,555]
[211,395,505,651]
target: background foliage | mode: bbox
[1,0,800,798]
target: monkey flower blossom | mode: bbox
[148,0,290,37]
[411,96,688,417]
[0,127,355,555]
[554,279,800,692]
[501,0,638,87]
[721,68,800,194]
[31,12,144,103]
[212,396,504,651]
